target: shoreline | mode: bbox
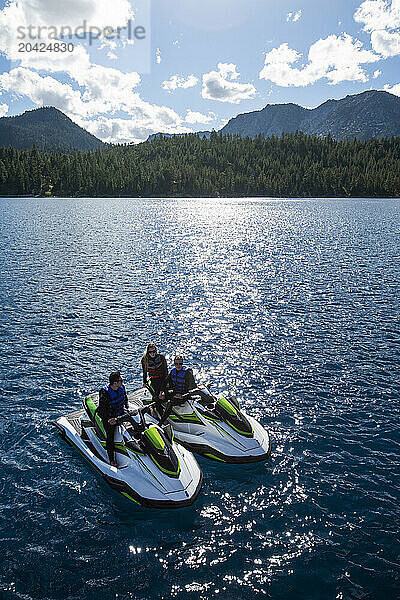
[1,195,400,200]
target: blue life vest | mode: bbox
[171,367,187,393]
[101,385,126,417]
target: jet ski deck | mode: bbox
[54,394,203,509]
[133,385,272,464]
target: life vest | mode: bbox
[101,385,126,417]
[147,354,164,379]
[170,367,187,393]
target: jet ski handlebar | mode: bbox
[183,387,216,402]
[158,387,215,426]
[115,403,157,430]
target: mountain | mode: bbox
[4,90,400,151]
[0,107,106,152]
[220,91,400,141]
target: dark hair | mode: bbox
[144,343,158,357]
[109,371,122,385]
[141,343,158,369]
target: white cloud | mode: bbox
[156,48,162,64]
[355,1,400,57]
[75,65,141,107]
[0,102,8,117]
[259,34,379,87]
[287,10,302,22]
[354,0,400,32]
[0,0,197,143]
[24,0,133,29]
[202,62,256,103]
[0,0,133,71]
[0,0,143,101]
[384,82,400,95]
[373,69,382,77]
[0,67,93,117]
[162,74,199,92]
[84,114,192,144]
[185,110,215,124]
[17,44,92,81]
[0,66,197,143]
[370,28,400,56]
[0,62,142,117]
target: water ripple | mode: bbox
[0,197,399,600]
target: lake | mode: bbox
[0,197,399,600]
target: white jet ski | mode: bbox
[134,384,272,464]
[53,394,203,508]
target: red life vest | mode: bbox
[147,354,164,379]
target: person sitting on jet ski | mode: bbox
[141,343,168,402]
[97,371,129,467]
[160,356,197,402]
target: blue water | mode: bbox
[0,197,399,600]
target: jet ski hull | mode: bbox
[54,399,203,509]
[133,387,272,464]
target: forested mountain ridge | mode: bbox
[220,90,400,141]
[151,90,400,142]
[0,107,106,152]
[1,131,400,198]
[2,90,400,152]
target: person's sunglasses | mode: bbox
[175,361,183,366]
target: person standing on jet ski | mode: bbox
[141,343,168,401]
[97,371,129,467]
[160,355,197,401]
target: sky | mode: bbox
[0,0,400,143]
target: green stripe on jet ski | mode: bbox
[136,456,163,484]
[114,443,130,456]
[171,409,203,424]
[217,397,237,416]
[121,492,140,504]
[204,453,226,462]
[143,427,165,450]
[227,420,254,438]
[98,440,130,457]
[204,414,221,423]
[209,413,254,439]
[213,421,241,443]
[85,396,97,418]
[85,395,106,438]
[149,455,181,477]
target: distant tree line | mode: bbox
[1,131,400,198]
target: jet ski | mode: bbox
[53,394,203,509]
[134,384,272,464]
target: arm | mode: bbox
[184,369,197,393]
[122,385,129,410]
[98,388,111,420]
[157,357,169,398]
[161,355,168,379]
[141,357,148,385]
[161,370,172,393]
